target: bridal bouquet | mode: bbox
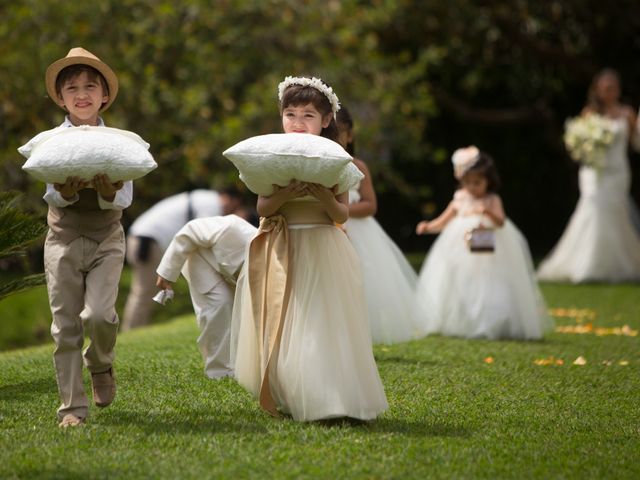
[563,114,616,170]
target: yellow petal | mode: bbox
[483,356,494,364]
[534,356,563,366]
[573,356,587,366]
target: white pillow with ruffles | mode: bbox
[18,125,157,183]
[223,133,363,195]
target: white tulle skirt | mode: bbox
[537,167,640,282]
[416,216,552,340]
[344,216,425,344]
[231,225,388,421]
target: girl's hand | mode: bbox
[257,180,307,217]
[273,180,308,200]
[156,276,173,291]
[92,173,123,201]
[304,182,337,204]
[416,220,431,235]
[54,176,89,200]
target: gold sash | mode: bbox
[247,215,292,416]
[278,200,333,226]
[247,201,333,416]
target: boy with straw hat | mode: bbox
[41,47,132,427]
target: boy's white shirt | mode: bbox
[128,190,222,251]
[42,116,133,210]
[156,215,257,294]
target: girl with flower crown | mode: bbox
[336,107,426,344]
[415,147,552,340]
[231,76,387,421]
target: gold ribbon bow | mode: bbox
[247,215,292,416]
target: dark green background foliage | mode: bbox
[2,0,640,256]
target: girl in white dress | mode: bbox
[232,77,388,421]
[336,107,425,344]
[537,69,640,283]
[415,147,552,340]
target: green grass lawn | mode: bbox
[0,282,639,479]
[0,267,193,351]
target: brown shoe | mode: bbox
[91,368,116,407]
[59,413,84,428]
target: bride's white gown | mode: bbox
[537,117,640,282]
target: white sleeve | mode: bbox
[155,219,222,282]
[98,181,133,210]
[43,184,78,207]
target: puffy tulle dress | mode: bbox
[416,190,553,340]
[344,186,425,343]
[537,117,640,282]
[231,196,388,421]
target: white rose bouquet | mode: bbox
[563,114,616,171]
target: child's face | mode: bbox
[57,71,108,126]
[461,171,488,198]
[282,103,331,136]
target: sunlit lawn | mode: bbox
[0,278,638,479]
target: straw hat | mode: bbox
[45,47,118,111]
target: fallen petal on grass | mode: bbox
[621,325,638,337]
[548,307,597,322]
[534,356,564,366]
[573,356,587,366]
[555,324,638,337]
[555,324,593,334]
[483,356,494,364]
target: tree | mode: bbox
[2,0,639,254]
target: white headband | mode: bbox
[278,76,341,118]
[452,146,481,179]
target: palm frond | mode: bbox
[0,273,47,302]
[0,191,48,259]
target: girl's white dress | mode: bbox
[537,117,640,282]
[345,186,425,343]
[232,197,388,422]
[416,190,552,340]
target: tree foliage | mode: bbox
[1,0,639,253]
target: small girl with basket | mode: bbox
[415,146,552,340]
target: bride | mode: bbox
[537,69,640,283]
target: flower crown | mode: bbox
[277,76,341,118]
[452,146,481,179]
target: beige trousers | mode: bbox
[121,236,163,330]
[44,227,125,421]
[187,263,234,379]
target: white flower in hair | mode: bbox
[278,76,341,117]
[452,146,481,179]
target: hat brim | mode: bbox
[45,56,118,112]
